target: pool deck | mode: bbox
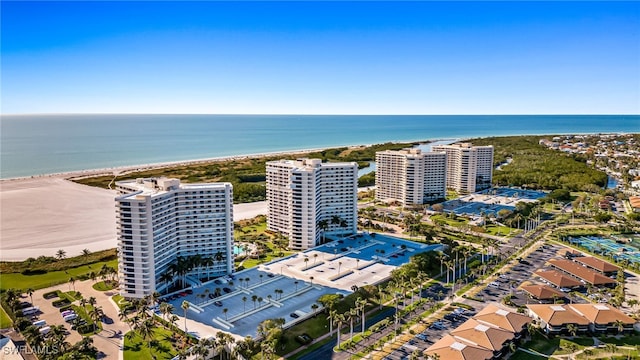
[165,233,443,338]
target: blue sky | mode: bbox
[2,1,639,115]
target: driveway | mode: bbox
[28,279,128,359]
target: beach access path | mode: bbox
[0,177,268,261]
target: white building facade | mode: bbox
[375,149,447,205]
[115,178,234,299]
[266,159,358,250]
[432,143,494,193]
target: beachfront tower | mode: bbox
[375,148,447,205]
[266,159,358,250]
[115,178,234,299]
[432,143,494,193]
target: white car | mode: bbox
[560,288,570,292]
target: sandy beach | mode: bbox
[0,141,411,262]
[0,176,270,261]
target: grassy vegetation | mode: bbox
[509,350,547,360]
[289,337,333,360]
[471,135,607,191]
[0,305,12,328]
[0,248,117,274]
[0,259,118,291]
[277,313,333,355]
[485,224,519,236]
[123,327,180,360]
[431,214,469,227]
[73,142,416,203]
[112,294,130,311]
[92,280,117,291]
[234,216,296,270]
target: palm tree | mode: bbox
[252,295,258,309]
[566,323,578,337]
[135,318,156,351]
[309,276,314,286]
[348,308,357,342]
[338,261,343,275]
[69,277,76,292]
[335,313,345,349]
[89,306,105,332]
[318,219,330,244]
[613,319,626,333]
[223,308,229,321]
[294,280,299,292]
[313,253,318,265]
[202,257,215,281]
[82,248,91,257]
[242,296,248,313]
[257,297,263,308]
[56,249,66,260]
[304,257,309,269]
[26,288,34,305]
[311,303,319,317]
[181,300,190,333]
[328,309,337,335]
[356,299,367,333]
[259,274,264,284]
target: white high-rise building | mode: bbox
[115,178,234,299]
[375,149,447,205]
[266,159,358,250]
[432,143,494,193]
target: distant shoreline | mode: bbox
[0,138,461,182]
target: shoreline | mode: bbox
[1,138,459,182]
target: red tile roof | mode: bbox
[535,270,582,288]
[548,259,617,286]
[573,256,620,273]
[521,285,566,300]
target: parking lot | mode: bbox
[382,241,592,360]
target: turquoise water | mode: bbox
[1,114,638,179]
[233,245,244,255]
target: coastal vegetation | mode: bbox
[0,249,118,291]
[72,141,416,203]
[470,135,608,191]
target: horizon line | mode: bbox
[3,112,640,116]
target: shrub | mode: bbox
[295,334,313,345]
[43,291,59,299]
[76,324,94,334]
[52,299,71,308]
[21,269,47,275]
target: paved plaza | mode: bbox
[166,233,443,338]
[437,187,547,217]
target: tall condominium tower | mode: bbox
[266,159,358,250]
[375,149,447,205]
[431,143,494,193]
[115,178,234,299]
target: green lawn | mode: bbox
[485,224,519,236]
[112,294,131,311]
[277,313,331,355]
[0,305,12,328]
[123,327,181,360]
[431,214,469,227]
[0,259,118,291]
[509,350,547,360]
[92,280,117,291]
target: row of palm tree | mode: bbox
[159,252,226,292]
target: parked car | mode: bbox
[290,313,300,319]
[214,301,223,307]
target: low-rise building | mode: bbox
[527,304,635,335]
[574,304,636,333]
[535,270,582,289]
[425,304,531,359]
[526,304,590,334]
[548,259,617,287]
[425,335,495,360]
[520,285,566,303]
[572,256,620,276]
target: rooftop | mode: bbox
[473,304,531,333]
[425,335,494,360]
[526,304,591,326]
[520,284,566,300]
[573,256,620,273]
[535,270,582,288]
[548,259,617,285]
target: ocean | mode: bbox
[1,114,638,179]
